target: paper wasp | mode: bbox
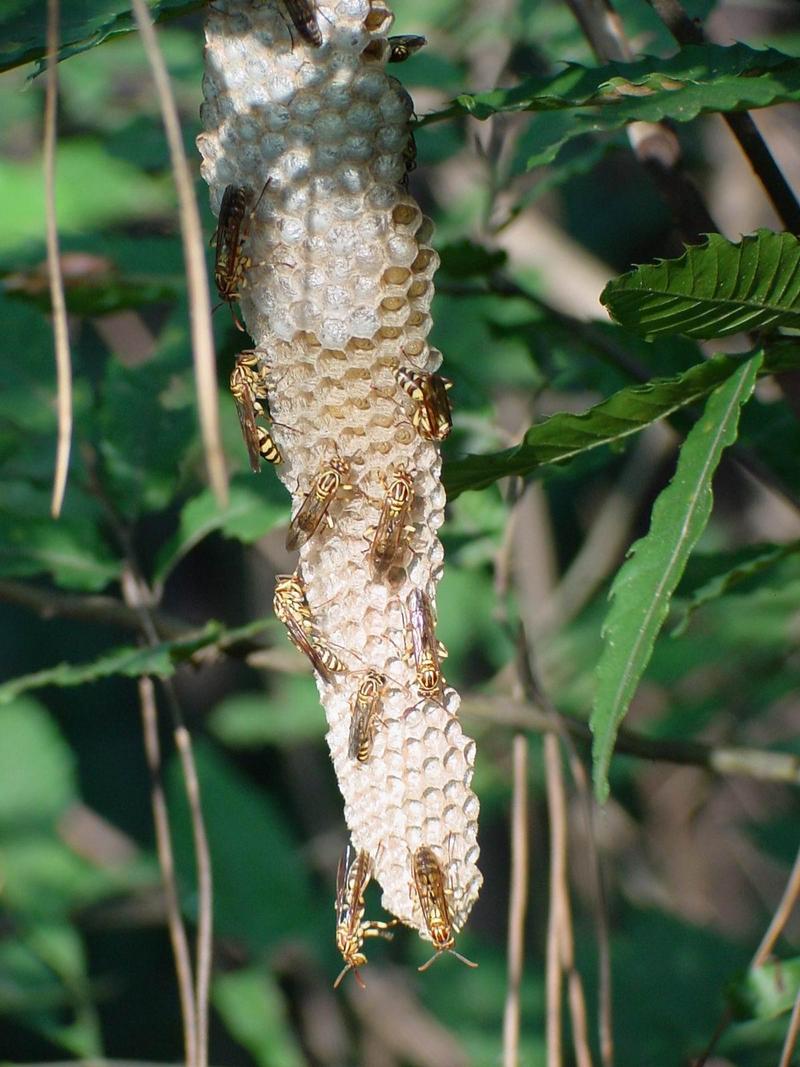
[387,34,426,62]
[230,351,282,470]
[334,845,396,989]
[368,466,415,579]
[348,671,388,762]
[286,455,353,551]
[411,845,477,973]
[273,572,347,681]
[282,0,322,46]
[394,365,453,441]
[212,180,269,330]
[404,588,447,702]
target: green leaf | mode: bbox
[438,239,508,279]
[0,615,276,703]
[602,230,800,340]
[0,699,76,826]
[590,351,763,802]
[213,965,306,1067]
[0,141,173,253]
[208,679,326,748]
[0,0,205,74]
[673,540,800,634]
[422,44,800,168]
[98,354,196,518]
[167,741,321,949]
[153,484,288,585]
[0,927,100,1056]
[0,623,221,703]
[728,958,800,1021]
[0,481,121,592]
[444,352,750,498]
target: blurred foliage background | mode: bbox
[2,0,800,1064]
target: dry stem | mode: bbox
[503,734,529,1067]
[44,0,72,518]
[129,0,227,506]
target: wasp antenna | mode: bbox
[253,175,272,212]
[450,949,479,969]
[417,949,441,973]
[333,963,351,989]
[230,303,246,332]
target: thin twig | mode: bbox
[778,985,800,1067]
[544,728,594,1067]
[0,578,188,638]
[461,694,800,787]
[173,717,213,1067]
[516,638,614,1066]
[119,567,212,1067]
[752,843,800,967]
[138,676,198,1067]
[503,734,529,1067]
[693,841,800,1064]
[44,0,72,518]
[647,0,800,235]
[129,0,227,506]
[560,745,614,1067]
[544,732,565,1067]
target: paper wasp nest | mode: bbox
[199,0,482,940]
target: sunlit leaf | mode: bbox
[422,44,800,168]
[0,142,173,252]
[728,958,800,1021]
[153,483,288,584]
[602,231,800,340]
[208,680,326,748]
[591,352,762,801]
[0,699,76,826]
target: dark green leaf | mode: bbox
[0,482,121,591]
[0,615,276,703]
[422,44,800,168]
[0,623,222,703]
[673,540,800,634]
[0,0,205,75]
[167,741,321,949]
[591,352,762,801]
[98,354,196,518]
[438,239,508,279]
[602,231,800,340]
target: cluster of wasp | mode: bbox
[208,0,473,988]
